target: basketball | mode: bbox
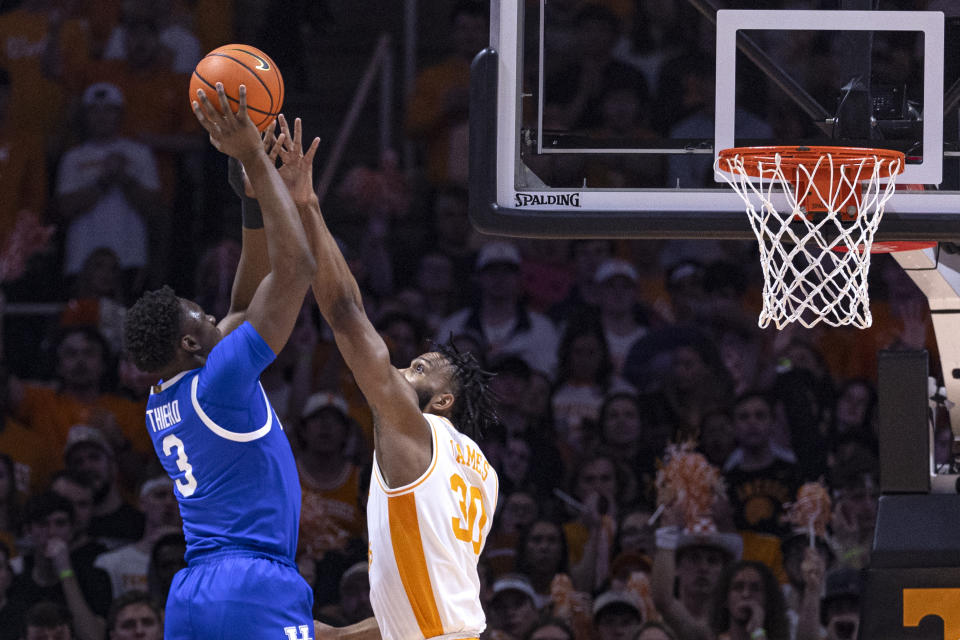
[189,44,284,132]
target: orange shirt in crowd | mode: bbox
[297,463,365,559]
[404,56,470,186]
[0,129,47,247]
[15,384,150,464]
[0,8,91,138]
[0,416,51,497]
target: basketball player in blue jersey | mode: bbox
[271,116,499,640]
[123,84,319,640]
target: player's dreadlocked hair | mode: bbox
[432,339,499,441]
[123,285,182,374]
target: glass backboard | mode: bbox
[469,0,960,241]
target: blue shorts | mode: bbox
[164,551,314,640]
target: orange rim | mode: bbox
[717,145,905,179]
[833,240,938,254]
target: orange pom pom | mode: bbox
[655,441,726,533]
[783,482,832,539]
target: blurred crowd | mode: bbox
[0,1,953,640]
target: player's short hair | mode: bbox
[106,591,162,631]
[124,285,182,373]
[433,339,498,441]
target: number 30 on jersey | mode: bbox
[450,473,487,554]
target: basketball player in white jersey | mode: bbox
[270,116,500,640]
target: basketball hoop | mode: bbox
[716,145,910,330]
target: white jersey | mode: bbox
[368,413,498,640]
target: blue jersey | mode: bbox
[146,321,300,564]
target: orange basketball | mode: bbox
[189,44,284,132]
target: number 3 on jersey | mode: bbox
[162,434,198,497]
[450,473,487,554]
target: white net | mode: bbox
[716,149,902,329]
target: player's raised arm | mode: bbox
[273,116,431,475]
[215,127,284,337]
[192,86,316,354]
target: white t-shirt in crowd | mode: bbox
[56,137,159,274]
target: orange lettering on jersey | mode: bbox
[466,447,477,469]
[450,472,487,554]
[454,443,466,465]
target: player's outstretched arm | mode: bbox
[192,85,316,354]
[274,116,430,455]
[217,127,283,336]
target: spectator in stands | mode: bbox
[294,392,366,566]
[0,0,92,141]
[831,379,878,445]
[485,490,538,575]
[427,184,476,299]
[404,1,488,185]
[564,455,625,592]
[499,437,534,497]
[375,311,425,370]
[821,568,862,640]
[594,259,650,377]
[698,408,737,469]
[55,83,160,289]
[487,574,542,640]
[102,0,202,74]
[551,317,612,443]
[0,542,21,640]
[260,302,320,429]
[12,492,112,640]
[710,561,789,640]
[0,367,49,498]
[94,476,180,598]
[104,590,162,640]
[593,591,645,640]
[515,520,569,608]
[411,252,459,334]
[49,471,104,571]
[772,369,833,482]
[661,339,732,437]
[0,67,47,249]
[64,426,145,550]
[11,325,151,481]
[549,240,614,323]
[829,459,878,570]
[20,601,74,640]
[435,241,560,378]
[145,532,185,608]
[780,533,830,640]
[598,391,668,505]
[651,520,742,640]
[723,392,801,537]
[613,508,656,565]
[315,562,373,626]
[61,248,129,352]
[544,4,649,132]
